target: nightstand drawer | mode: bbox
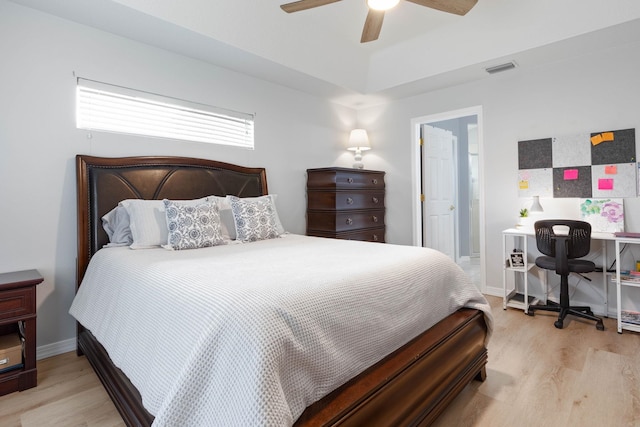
[308,191,385,211]
[307,169,385,190]
[308,209,385,232]
[0,288,35,321]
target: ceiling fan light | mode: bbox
[367,0,400,11]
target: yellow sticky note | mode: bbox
[591,134,603,145]
[605,165,617,174]
[519,180,529,190]
[601,132,614,142]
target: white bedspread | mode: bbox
[70,234,492,427]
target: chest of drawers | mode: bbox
[306,167,385,243]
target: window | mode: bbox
[76,78,254,149]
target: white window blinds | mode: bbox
[76,78,254,149]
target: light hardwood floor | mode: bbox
[1,295,639,426]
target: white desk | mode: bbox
[502,228,615,315]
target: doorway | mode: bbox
[411,106,485,291]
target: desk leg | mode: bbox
[602,240,608,317]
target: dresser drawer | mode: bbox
[308,227,386,243]
[308,191,384,211]
[0,287,35,321]
[308,209,384,232]
[307,169,385,190]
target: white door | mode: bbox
[422,124,457,260]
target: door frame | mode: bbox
[410,106,486,292]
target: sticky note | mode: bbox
[564,169,579,180]
[601,132,614,142]
[591,134,603,145]
[519,180,529,190]
[605,165,617,174]
[598,178,614,190]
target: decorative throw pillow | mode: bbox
[120,197,209,249]
[227,195,284,242]
[163,199,225,250]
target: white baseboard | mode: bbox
[484,286,503,297]
[36,337,76,361]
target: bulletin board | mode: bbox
[518,128,637,198]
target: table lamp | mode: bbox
[347,129,371,169]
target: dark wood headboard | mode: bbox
[75,155,268,286]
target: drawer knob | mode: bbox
[346,197,354,205]
[372,216,378,223]
[373,234,379,241]
[372,178,378,185]
[372,197,379,204]
[346,218,353,225]
[347,177,354,184]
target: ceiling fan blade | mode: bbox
[280,0,342,13]
[361,9,384,43]
[405,0,478,16]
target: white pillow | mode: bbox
[206,196,237,240]
[163,199,225,250]
[120,199,167,249]
[101,205,132,247]
[120,197,208,249]
[227,195,285,242]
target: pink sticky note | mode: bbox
[598,178,614,190]
[564,169,579,180]
[605,165,617,174]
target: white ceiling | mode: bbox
[10,0,640,108]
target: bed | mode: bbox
[72,154,492,427]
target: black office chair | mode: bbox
[528,220,604,330]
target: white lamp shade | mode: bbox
[347,129,371,151]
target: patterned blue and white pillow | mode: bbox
[227,195,284,242]
[163,199,225,250]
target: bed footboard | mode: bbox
[295,308,488,427]
[78,308,487,427]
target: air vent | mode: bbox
[485,61,517,74]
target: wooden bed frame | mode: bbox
[75,154,489,427]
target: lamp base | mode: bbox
[352,149,364,169]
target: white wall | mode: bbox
[0,1,357,354]
[359,37,640,307]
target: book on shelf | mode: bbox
[619,274,640,284]
[621,310,640,325]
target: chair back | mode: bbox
[534,220,592,259]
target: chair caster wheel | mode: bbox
[596,322,604,331]
[554,320,563,329]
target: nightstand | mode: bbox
[0,269,43,396]
[306,167,386,242]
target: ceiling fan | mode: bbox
[280,0,478,43]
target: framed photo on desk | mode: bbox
[509,251,525,268]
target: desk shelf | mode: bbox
[615,237,640,333]
[502,229,542,314]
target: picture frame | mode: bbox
[509,251,525,268]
